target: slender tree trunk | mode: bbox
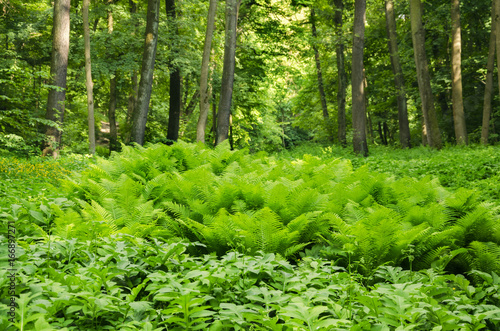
[131,0,160,145]
[44,0,70,158]
[125,0,138,144]
[212,95,217,143]
[216,0,240,145]
[409,0,442,149]
[482,0,496,145]
[451,0,467,145]
[333,0,347,147]
[197,0,218,143]
[495,0,500,139]
[352,0,368,156]
[363,68,372,142]
[385,0,411,148]
[108,3,118,152]
[109,76,118,151]
[83,0,96,155]
[125,72,138,143]
[311,7,332,141]
[166,0,182,143]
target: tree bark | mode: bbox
[311,8,332,141]
[482,0,496,145]
[352,0,368,156]
[44,0,70,157]
[107,2,118,152]
[109,76,119,151]
[409,0,442,149]
[451,0,467,145]
[216,0,240,145]
[83,0,96,155]
[333,0,347,147]
[125,72,138,143]
[385,0,411,148]
[495,0,500,143]
[124,0,138,144]
[166,0,182,144]
[197,0,218,143]
[131,0,160,145]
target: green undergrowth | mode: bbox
[0,237,499,330]
[283,143,500,203]
[2,142,500,329]
[0,154,92,210]
[9,141,499,277]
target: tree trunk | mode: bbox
[125,72,138,143]
[216,0,240,145]
[451,0,467,145]
[109,76,118,152]
[131,0,160,145]
[212,96,217,144]
[125,0,138,144]
[44,0,70,158]
[482,0,496,145]
[352,0,368,156]
[311,8,332,141]
[197,0,218,143]
[385,0,411,148]
[108,3,118,152]
[165,0,182,144]
[333,0,347,147]
[83,0,96,155]
[495,0,500,141]
[409,0,442,149]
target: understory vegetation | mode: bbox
[1,142,500,330]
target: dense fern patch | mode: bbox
[32,141,499,276]
[2,143,500,330]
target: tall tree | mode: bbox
[333,0,347,147]
[83,0,96,155]
[125,0,138,144]
[482,0,496,145]
[166,0,182,143]
[352,0,368,156]
[44,0,70,157]
[131,0,160,145]
[385,0,411,148]
[409,0,442,149]
[495,0,500,141]
[216,0,241,145]
[451,0,467,144]
[107,1,119,152]
[197,0,218,143]
[311,7,332,141]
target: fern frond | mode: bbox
[468,241,500,274]
[163,201,191,221]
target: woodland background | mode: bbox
[1,0,500,156]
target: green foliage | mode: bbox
[1,237,500,330]
[44,142,499,278]
[2,142,500,329]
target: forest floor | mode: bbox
[1,142,500,330]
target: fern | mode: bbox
[468,241,500,275]
[445,188,478,220]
